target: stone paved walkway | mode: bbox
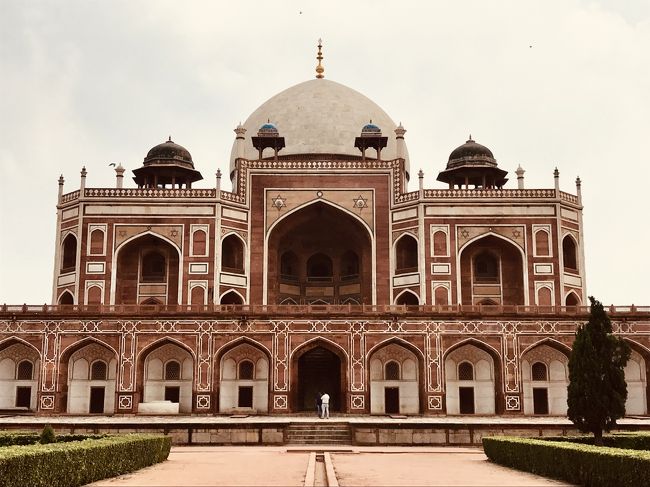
[90,446,573,486]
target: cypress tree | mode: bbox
[567,296,630,445]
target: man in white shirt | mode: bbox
[320,392,330,419]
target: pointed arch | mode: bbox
[0,337,42,357]
[291,337,349,413]
[220,289,245,305]
[520,338,571,358]
[60,336,118,362]
[366,336,426,362]
[394,289,420,305]
[58,290,74,305]
[214,337,272,364]
[394,233,419,274]
[457,232,528,306]
[110,231,182,306]
[562,234,579,272]
[564,291,581,306]
[221,232,246,274]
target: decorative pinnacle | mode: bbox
[216,169,222,179]
[418,169,424,179]
[576,176,581,186]
[468,134,473,142]
[81,166,87,177]
[395,122,406,137]
[58,174,65,185]
[168,135,172,142]
[234,123,246,137]
[554,167,560,177]
[315,38,324,79]
[515,164,525,176]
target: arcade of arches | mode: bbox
[268,203,372,305]
[2,334,647,416]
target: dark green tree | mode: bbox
[39,424,56,444]
[567,296,631,445]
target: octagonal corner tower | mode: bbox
[229,78,409,178]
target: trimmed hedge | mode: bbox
[540,432,650,451]
[0,431,106,447]
[0,434,171,487]
[482,436,650,487]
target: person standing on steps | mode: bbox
[315,392,322,417]
[320,391,330,419]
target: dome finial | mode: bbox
[168,135,172,142]
[315,38,325,79]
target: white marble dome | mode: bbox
[229,78,409,177]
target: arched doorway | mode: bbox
[293,343,346,413]
[368,342,421,414]
[459,235,525,305]
[267,202,372,305]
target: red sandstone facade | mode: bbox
[1,75,648,417]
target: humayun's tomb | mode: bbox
[1,44,648,419]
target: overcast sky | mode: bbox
[1,0,648,305]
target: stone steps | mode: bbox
[285,422,352,445]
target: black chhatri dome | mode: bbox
[144,137,194,168]
[446,136,496,169]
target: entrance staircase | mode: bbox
[285,422,352,445]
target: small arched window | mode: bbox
[141,251,166,282]
[16,360,34,380]
[222,235,245,273]
[395,235,418,274]
[432,231,447,256]
[164,360,181,380]
[531,362,548,381]
[90,361,107,380]
[458,362,474,381]
[534,230,550,257]
[474,251,499,282]
[340,251,360,279]
[61,234,77,271]
[238,360,254,380]
[562,236,578,272]
[280,251,299,279]
[307,253,333,280]
[192,230,207,256]
[385,361,400,380]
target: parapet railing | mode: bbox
[1,304,647,318]
[59,187,580,206]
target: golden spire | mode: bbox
[315,38,324,79]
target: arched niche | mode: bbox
[368,341,421,415]
[221,290,244,305]
[444,341,499,414]
[395,234,418,275]
[624,347,648,415]
[562,235,578,272]
[61,233,77,272]
[222,234,245,274]
[0,341,40,410]
[218,342,269,413]
[65,341,117,414]
[115,234,180,305]
[140,341,194,413]
[520,343,569,415]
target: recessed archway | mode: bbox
[458,234,525,305]
[267,202,372,305]
[114,234,180,305]
[292,339,348,413]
